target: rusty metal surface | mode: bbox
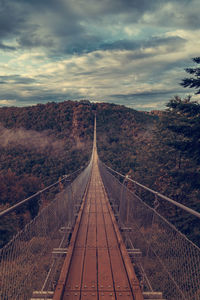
[53,148,144,300]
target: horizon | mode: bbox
[0,98,169,112]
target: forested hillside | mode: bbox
[0,100,155,246]
[0,98,199,247]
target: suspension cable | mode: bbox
[102,161,200,219]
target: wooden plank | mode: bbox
[64,248,85,291]
[75,214,89,248]
[116,292,134,299]
[81,248,97,291]
[109,248,131,292]
[98,249,114,291]
[63,291,80,299]
[97,213,107,248]
[98,292,115,300]
[89,203,96,212]
[104,215,118,248]
[86,213,96,248]
[81,291,98,299]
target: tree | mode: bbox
[181,57,200,94]
[165,95,200,165]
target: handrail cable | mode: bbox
[102,162,200,219]
[0,165,86,218]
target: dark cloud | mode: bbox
[185,12,200,29]
[0,88,84,105]
[99,36,186,54]
[100,40,139,51]
[145,36,186,49]
[0,0,24,39]
[143,0,200,30]
[107,88,190,110]
[71,0,164,18]
[0,42,16,51]
[0,0,82,52]
[17,30,55,49]
[111,89,185,99]
[0,75,36,85]
[0,0,199,55]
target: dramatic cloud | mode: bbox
[0,0,199,110]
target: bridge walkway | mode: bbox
[53,147,143,300]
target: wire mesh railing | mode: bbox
[0,161,92,300]
[99,160,200,300]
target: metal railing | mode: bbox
[0,161,92,300]
[99,160,200,300]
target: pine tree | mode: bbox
[181,57,200,94]
[165,95,200,164]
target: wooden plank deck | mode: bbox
[53,123,143,300]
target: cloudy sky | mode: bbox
[0,0,200,110]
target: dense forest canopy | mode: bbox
[0,98,199,247]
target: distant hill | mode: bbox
[1,98,199,248]
[0,100,156,247]
[96,102,156,172]
[0,100,156,181]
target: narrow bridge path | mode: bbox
[53,122,143,300]
[1,117,200,300]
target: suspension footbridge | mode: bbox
[0,117,200,300]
